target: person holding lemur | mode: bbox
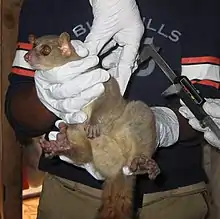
[5,0,220,218]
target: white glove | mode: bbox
[85,0,144,95]
[179,98,220,149]
[34,40,110,124]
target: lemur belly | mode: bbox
[90,137,129,178]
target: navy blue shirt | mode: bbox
[6,0,220,193]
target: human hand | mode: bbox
[85,0,144,94]
[179,98,220,148]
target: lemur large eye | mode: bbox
[40,45,52,56]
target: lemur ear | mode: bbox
[28,34,37,45]
[59,32,71,42]
[58,32,75,57]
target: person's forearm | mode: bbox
[167,96,204,142]
[170,107,203,142]
[5,82,57,138]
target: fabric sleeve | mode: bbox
[11,0,38,77]
[5,1,58,141]
[181,3,220,94]
[169,5,220,142]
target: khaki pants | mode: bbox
[37,174,209,219]
[203,144,220,219]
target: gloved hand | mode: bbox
[179,98,220,148]
[34,40,110,124]
[85,0,144,95]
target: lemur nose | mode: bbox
[24,52,31,62]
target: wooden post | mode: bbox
[0,0,2,215]
[0,0,2,216]
[0,1,23,219]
